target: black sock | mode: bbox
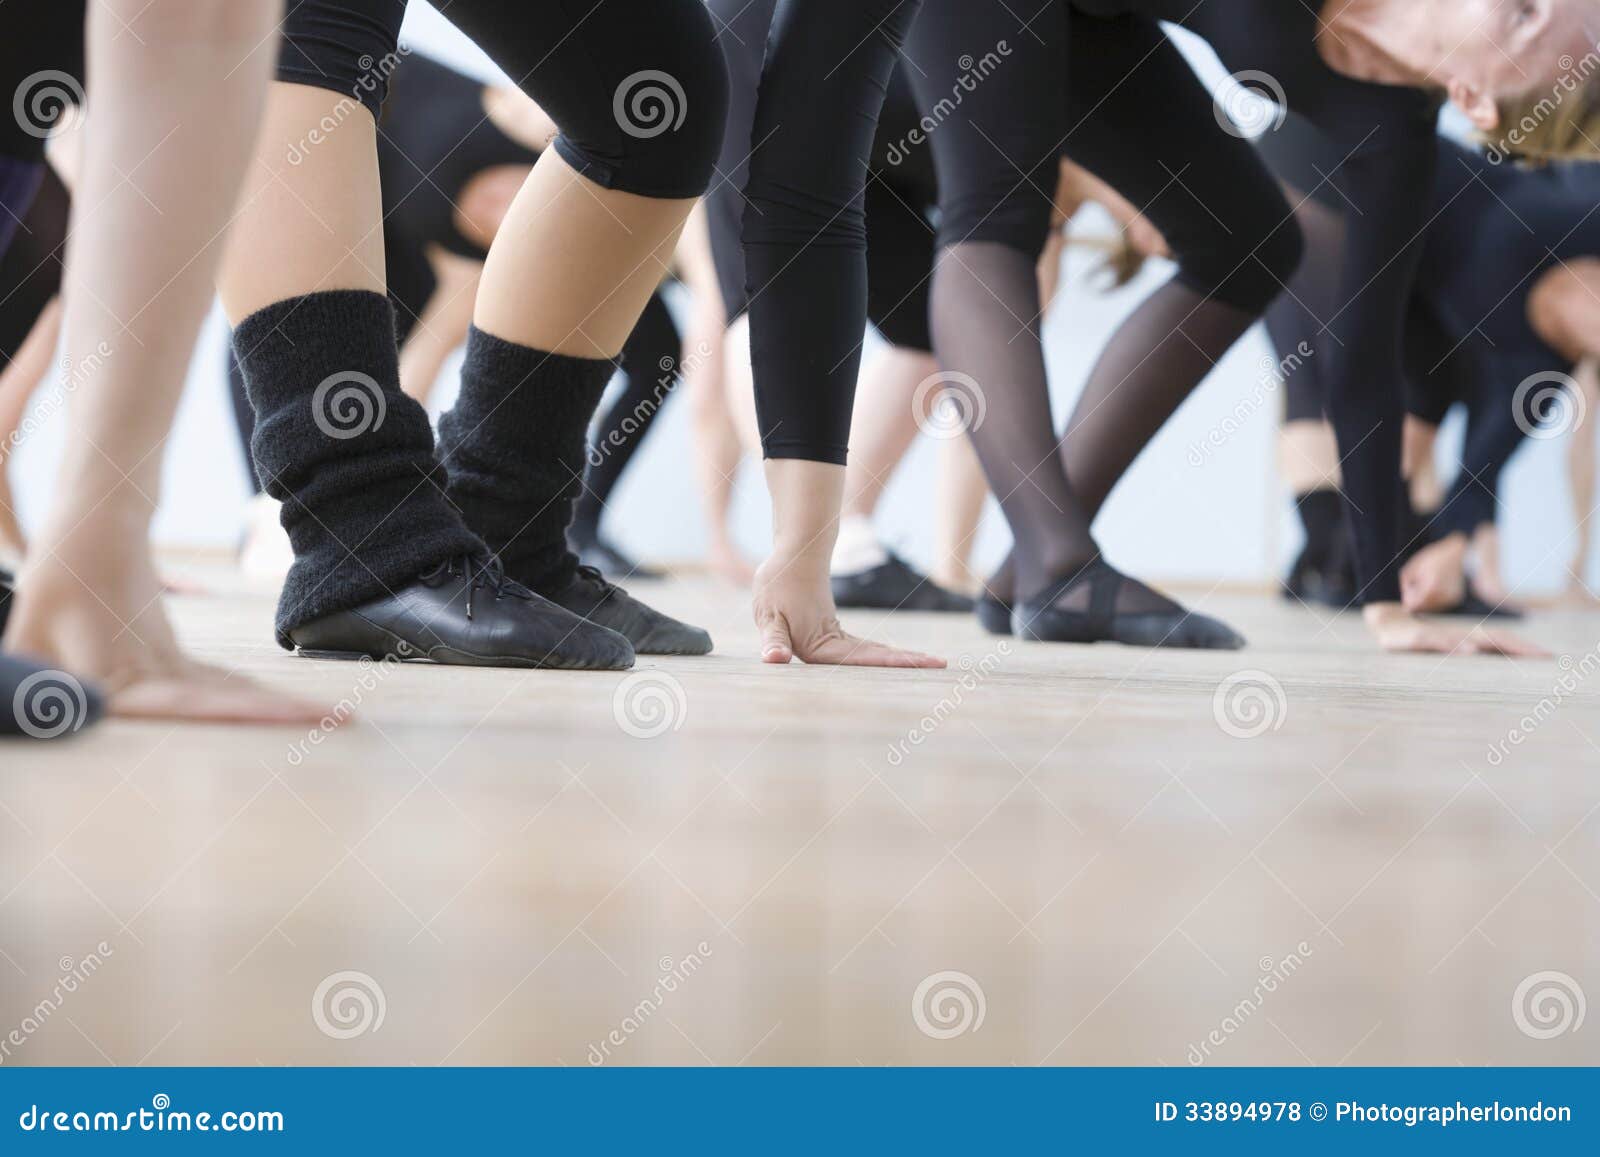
[436,327,614,591]
[233,290,483,647]
[1295,488,1344,569]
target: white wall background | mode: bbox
[8,12,1592,594]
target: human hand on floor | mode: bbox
[752,553,944,668]
[1364,603,1548,657]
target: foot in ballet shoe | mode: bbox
[1012,558,1245,650]
[831,553,974,613]
[1,652,104,739]
[539,563,711,656]
[975,587,1014,636]
[287,553,635,671]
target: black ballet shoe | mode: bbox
[0,567,13,637]
[286,554,635,670]
[1429,592,1525,620]
[1013,558,1245,649]
[975,589,1014,636]
[1281,544,1356,610]
[831,553,974,613]
[540,565,711,656]
[2,653,104,740]
[571,529,664,581]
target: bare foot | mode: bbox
[752,553,944,668]
[708,540,757,587]
[1400,534,1468,612]
[5,547,330,726]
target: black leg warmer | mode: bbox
[233,290,483,647]
[436,327,614,591]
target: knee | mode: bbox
[1175,212,1304,315]
[935,185,1053,258]
[576,8,728,199]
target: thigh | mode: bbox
[903,0,1066,252]
[864,179,935,352]
[1062,10,1295,304]
[275,0,407,117]
[442,0,725,198]
[0,0,87,160]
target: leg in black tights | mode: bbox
[571,291,680,578]
[905,1,1299,646]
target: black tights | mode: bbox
[905,1,1299,602]
[573,293,681,541]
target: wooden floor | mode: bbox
[3,567,1599,1067]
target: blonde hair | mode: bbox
[1486,79,1600,164]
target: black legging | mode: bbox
[731,0,926,464]
[275,0,724,201]
[1131,0,1441,605]
[901,0,1299,601]
[706,0,938,363]
[0,0,84,260]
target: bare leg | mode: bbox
[1278,419,1341,494]
[684,319,754,585]
[933,433,988,595]
[4,0,324,724]
[1567,359,1599,601]
[218,83,385,322]
[0,297,60,564]
[841,347,936,521]
[1404,416,1443,512]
